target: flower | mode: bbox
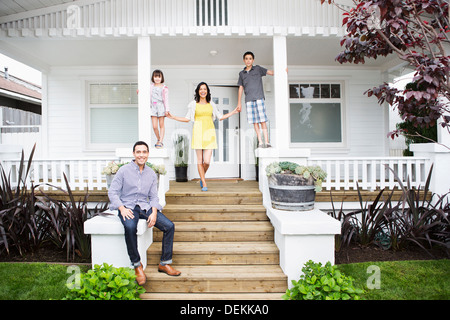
[146,162,167,175]
[102,161,120,175]
[102,161,167,176]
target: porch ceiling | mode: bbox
[0,0,73,17]
[0,36,397,71]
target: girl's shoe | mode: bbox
[200,180,203,188]
[201,187,208,192]
[155,141,163,149]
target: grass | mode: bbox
[337,259,450,300]
[0,263,90,300]
[0,260,448,300]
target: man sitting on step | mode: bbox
[108,140,181,285]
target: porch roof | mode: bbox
[0,0,401,72]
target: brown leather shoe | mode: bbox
[158,264,181,276]
[135,263,146,285]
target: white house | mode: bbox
[2,0,450,292]
[0,0,448,200]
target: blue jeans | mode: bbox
[118,205,174,268]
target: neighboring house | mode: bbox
[0,0,448,201]
[0,68,42,158]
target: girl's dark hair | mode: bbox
[194,82,211,103]
[151,69,164,83]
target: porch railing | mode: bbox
[307,157,432,191]
[1,158,116,191]
[1,156,432,192]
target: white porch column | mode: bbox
[138,36,152,144]
[273,35,289,150]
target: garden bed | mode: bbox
[335,243,448,264]
[1,242,448,265]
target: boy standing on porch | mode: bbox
[236,51,273,148]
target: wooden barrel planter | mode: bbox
[268,173,316,211]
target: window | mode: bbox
[196,0,228,26]
[289,82,343,144]
[88,83,138,145]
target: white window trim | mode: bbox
[84,79,138,151]
[288,80,347,149]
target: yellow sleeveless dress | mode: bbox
[191,103,217,150]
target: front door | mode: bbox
[190,85,240,179]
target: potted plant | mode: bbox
[173,133,189,182]
[265,161,327,211]
[102,161,121,188]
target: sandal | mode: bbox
[155,141,163,149]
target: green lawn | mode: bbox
[337,259,450,300]
[0,263,90,300]
[0,260,449,300]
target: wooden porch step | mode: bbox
[165,180,262,205]
[143,265,287,293]
[153,221,274,242]
[165,194,263,205]
[162,204,268,221]
[141,292,284,300]
[148,241,279,265]
[143,180,288,299]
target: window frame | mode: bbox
[85,80,139,151]
[288,80,347,149]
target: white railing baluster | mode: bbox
[87,160,93,190]
[51,161,57,188]
[326,161,332,190]
[335,159,341,190]
[95,160,103,190]
[69,160,76,189]
[370,160,376,190]
[353,159,358,189]
[78,159,85,190]
[344,159,349,190]
[380,159,386,189]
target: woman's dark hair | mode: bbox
[194,82,211,103]
[151,69,165,83]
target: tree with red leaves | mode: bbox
[322,0,450,145]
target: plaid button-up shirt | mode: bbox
[108,160,162,212]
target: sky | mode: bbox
[0,53,42,86]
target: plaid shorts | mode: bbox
[245,99,268,124]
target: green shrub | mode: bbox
[283,260,364,300]
[64,263,145,300]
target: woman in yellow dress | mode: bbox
[167,82,238,191]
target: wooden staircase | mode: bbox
[141,180,287,300]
